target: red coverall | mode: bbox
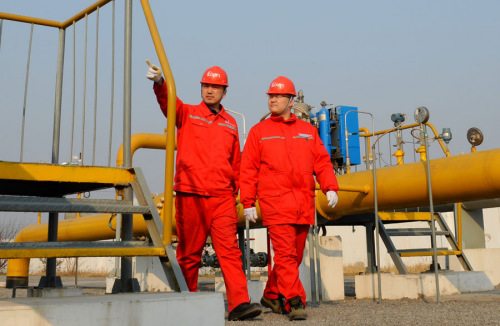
[153,82,249,312]
[240,113,339,311]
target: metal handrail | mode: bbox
[61,0,113,29]
[0,0,113,29]
[140,0,177,247]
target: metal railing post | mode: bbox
[41,26,65,288]
[120,0,135,292]
[422,124,440,302]
[225,109,250,279]
[357,112,382,303]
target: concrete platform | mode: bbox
[449,248,500,285]
[355,271,496,300]
[0,291,225,326]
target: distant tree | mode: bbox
[0,220,24,272]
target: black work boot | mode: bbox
[228,302,262,321]
[288,296,307,321]
[260,295,285,314]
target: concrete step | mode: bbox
[0,291,225,326]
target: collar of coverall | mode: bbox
[201,101,229,119]
[270,113,297,123]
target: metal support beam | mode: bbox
[365,222,376,274]
[164,245,189,292]
[0,241,165,258]
[131,168,164,248]
[435,213,473,271]
[0,196,149,213]
[377,218,408,275]
[118,0,135,293]
[40,26,66,289]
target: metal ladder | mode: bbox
[377,211,473,274]
[0,161,187,291]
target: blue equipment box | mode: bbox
[337,106,361,166]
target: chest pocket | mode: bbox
[293,134,315,169]
[188,115,211,139]
[219,123,238,155]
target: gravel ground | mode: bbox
[222,278,500,326]
[1,276,499,325]
[226,297,500,326]
[243,298,500,326]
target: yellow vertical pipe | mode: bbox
[77,193,82,218]
[394,149,405,165]
[140,0,176,246]
[359,127,372,155]
[416,145,426,161]
[457,203,462,251]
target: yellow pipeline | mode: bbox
[316,149,500,220]
[359,122,450,157]
[116,132,176,167]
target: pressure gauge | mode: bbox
[467,127,483,146]
[414,107,430,124]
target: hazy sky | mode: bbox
[1,0,499,197]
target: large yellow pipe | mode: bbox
[316,148,500,220]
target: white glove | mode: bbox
[326,191,338,208]
[244,207,258,223]
[146,59,162,83]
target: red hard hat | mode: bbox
[266,76,296,96]
[200,66,229,86]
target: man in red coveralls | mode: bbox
[146,62,261,321]
[240,76,339,321]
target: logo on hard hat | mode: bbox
[271,82,285,89]
[207,71,221,79]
